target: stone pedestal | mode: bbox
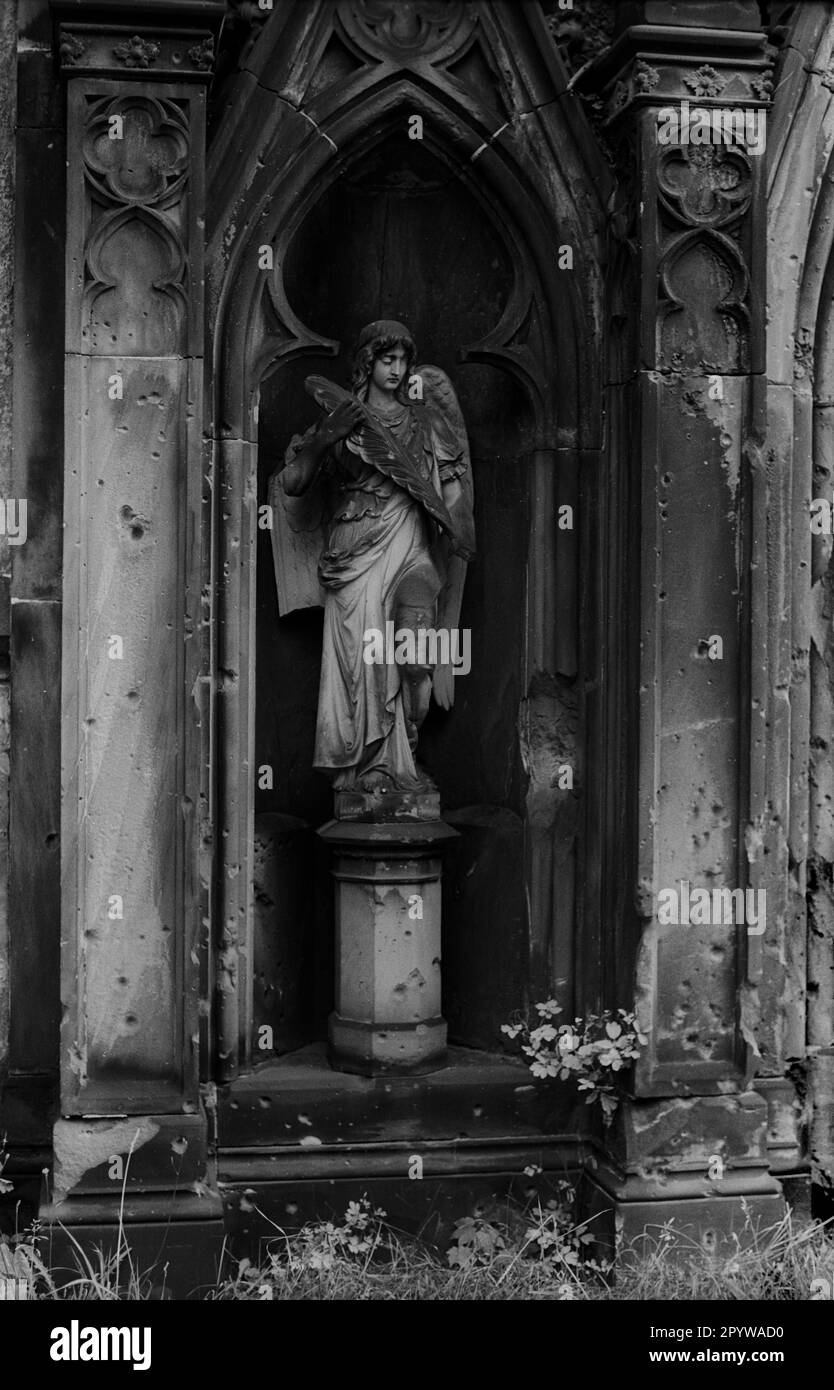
[318,818,457,1076]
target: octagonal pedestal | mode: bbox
[318,819,458,1077]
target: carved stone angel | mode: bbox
[268,319,475,800]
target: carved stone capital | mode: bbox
[56,23,217,80]
[575,20,772,124]
[51,1,225,80]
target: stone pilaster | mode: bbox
[44,0,224,1242]
[581,5,785,1238]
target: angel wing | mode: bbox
[417,364,475,560]
[416,364,476,710]
[267,425,326,616]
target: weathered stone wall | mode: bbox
[3,0,834,1254]
[0,2,14,1091]
[4,0,62,1155]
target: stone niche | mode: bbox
[252,133,535,1059]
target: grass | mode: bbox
[2,1194,833,1301]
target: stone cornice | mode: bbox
[575,21,772,125]
[50,0,225,17]
[50,0,225,80]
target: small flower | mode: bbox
[684,64,725,99]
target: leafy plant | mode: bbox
[446,1215,508,1270]
[502,1001,648,1122]
[0,1133,12,1196]
[520,1189,608,1277]
[257,1195,390,1278]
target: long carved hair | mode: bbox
[350,319,417,403]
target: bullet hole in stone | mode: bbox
[125,1013,138,1026]
[97,479,104,486]
[46,832,57,846]
[659,591,666,600]
[661,473,672,486]
[126,690,140,704]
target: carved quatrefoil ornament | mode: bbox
[83,97,190,207]
[341,0,478,61]
[658,144,752,229]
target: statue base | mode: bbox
[334,786,441,822]
[318,818,458,1077]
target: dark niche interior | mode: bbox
[252,132,536,1058]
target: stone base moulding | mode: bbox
[584,1162,786,1257]
[318,818,458,1077]
[584,1089,787,1254]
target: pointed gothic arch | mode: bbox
[205,0,611,1080]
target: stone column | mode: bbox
[44,2,224,1249]
[580,4,784,1241]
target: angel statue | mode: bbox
[268,319,475,803]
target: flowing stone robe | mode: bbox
[282,398,466,790]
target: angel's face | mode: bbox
[371,345,409,395]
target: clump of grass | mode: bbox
[608,1205,834,1302]
[208,1195,834,1302]
[2,1191,832,1301]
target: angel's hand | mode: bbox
[319,400,365,446]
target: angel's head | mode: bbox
[351,319,416,402]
